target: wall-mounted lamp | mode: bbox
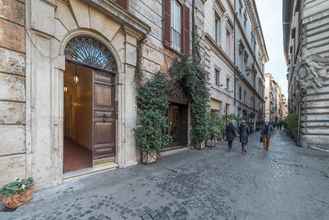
[64,86,68,93]
[73,65,79,85]
[73,74,79,84]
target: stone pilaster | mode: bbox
[0,0,26,186]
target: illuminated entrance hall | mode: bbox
[63,36,117,173]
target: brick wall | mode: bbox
[0,0,26,186]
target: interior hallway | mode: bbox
[63,139,92,173]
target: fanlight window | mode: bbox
[65,36,117,72]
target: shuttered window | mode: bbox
[171,0,182,51]
[115,0,129,10]
[215,14,221,45]
[215,69,221,86]
[163,0,190,54]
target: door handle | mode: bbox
[102,113,107,122]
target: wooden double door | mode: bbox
[168,103,188,147]
[67,64,116,164]
[92,70,116,162]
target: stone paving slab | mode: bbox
[1,131,329,220]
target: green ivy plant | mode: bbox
[286,113,298,139]
[224,114,241,124]
[135,73,172,153]
[0,177,33,197]
[171,56,210,146]
[208,113,225,141]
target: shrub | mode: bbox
[0,177,33,197]
[135,73,171,153]
[208,113,225,141]
[286,113,298,138]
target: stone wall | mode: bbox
[300,0,329,149]
[0,0,26,186]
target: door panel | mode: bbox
[92,70,116,161]
[168,103,188,147]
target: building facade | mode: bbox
[0,0,266,188]
[264,73,287,123]
[202,0,268,129]
[203,0,235,116]
[0,0,197,188]
[283,0,329,150]
[232,0,268,130]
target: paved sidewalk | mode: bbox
[1,131,329,220]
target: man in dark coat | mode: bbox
[239,120,249,153]
[225,122,236,151]
[261,122,272,151]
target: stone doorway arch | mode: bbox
[63,35,118,173]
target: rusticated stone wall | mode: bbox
[0,0,26,186]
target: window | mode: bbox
[243,13,247,28]
[215,69,221,86]
[226,29,232,55]
[239,87,242,100]
[226,78,230,90]
[244,52,249,73]
[239,0,243,15]
[115,0,128,9]
[251,33,256,52]
[65,36,118,72]
[215,14,221,45]
[244,90,247,104]
[171,0,182,51]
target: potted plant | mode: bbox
[135,73,171,164]
[207,113,225,147]
[135,110,171,164]
[0,177,34,209]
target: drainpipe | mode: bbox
[297,101,301,146]
[297,86,306,147]
[233,0,237,108]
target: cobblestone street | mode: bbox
[1,131,329,220]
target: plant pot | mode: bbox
[195,142,206,150]
[1,188,33,209]
[141,151,158,164]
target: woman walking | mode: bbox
[225,122,236,151]
[239,120,249,154]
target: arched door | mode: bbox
[64,36,118,169]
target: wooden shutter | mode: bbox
[116,0,129,10]
[163,0,171,48]
[182,6,190,55]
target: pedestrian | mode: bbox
[239,120,249,154]
[261,121,272,151]
[225,122,236,151]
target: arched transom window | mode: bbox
[65,36,117,72]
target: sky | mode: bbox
[255,0,288,97]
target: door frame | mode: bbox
[64,60,118,171]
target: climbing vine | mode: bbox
[135,73,172,153]
[171,56,210,146]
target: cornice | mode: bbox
[81,0,151,39]
[227,0,266,79]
